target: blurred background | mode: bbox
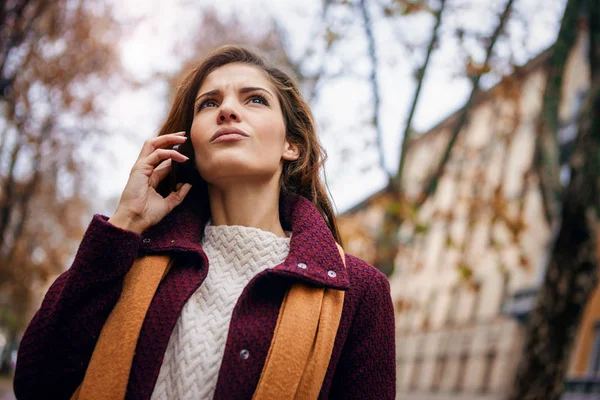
[0,0,598,399]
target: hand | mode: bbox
[108,131,192,234]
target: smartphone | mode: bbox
[169,133,193,193]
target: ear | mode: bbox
[282,140,300,161]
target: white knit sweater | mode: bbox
[150,222,291,400]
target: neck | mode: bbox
[207,175,287,238]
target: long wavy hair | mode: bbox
[155,44,342,244]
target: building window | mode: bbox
[446,287,458,327]
[410,356,423,391]
[499,271,509,313]
[432,355,447,392]
[396,357,404,390]
[454,353,469,392]
[470,283,481,321]
[480,350,497,393]
[422,292,437,331]
[588,320,600,374]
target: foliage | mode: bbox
[0,0,123,333]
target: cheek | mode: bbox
[189,120,209,153]
[190,117,207,140]
[259,118,287,148]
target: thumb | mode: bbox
[165,183,192,211]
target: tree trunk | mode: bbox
[532,0,585,227]
[509,1,600,398]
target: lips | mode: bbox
[210,127,249,143]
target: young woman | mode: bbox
[14,45,395,399]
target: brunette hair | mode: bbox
[155,44,342,244]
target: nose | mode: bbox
[217,102,240,123]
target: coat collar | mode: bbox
[139,192,349,290]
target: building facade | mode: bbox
[338,29,590,400]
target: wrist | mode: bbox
[108,210,145,235]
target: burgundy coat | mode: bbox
[14,193,396,399]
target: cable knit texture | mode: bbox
[151,223,290,400]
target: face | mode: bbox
[190,63,299,186]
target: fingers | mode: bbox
[144,148,189,172]
[164,183,193,212]
[149,158,172,188]
[138,131,187,160]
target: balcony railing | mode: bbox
[563,377,600,400]
[501,287,539,323]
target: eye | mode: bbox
[195,93,269,112]
[248,94,269,106]
[196,99,217,111]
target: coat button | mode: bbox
[327,270,337,278]
[297,263,307,269]
[240,349,250,360]
[142,238,151,244]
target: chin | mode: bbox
[201,165,278,186]
[200,159,278,185]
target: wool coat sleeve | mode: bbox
[13,214,142,400]
[328,268,396,399]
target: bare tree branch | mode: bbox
[270,3,336,105]
[419,0,516,205]
[395,0,447,189]
[359,0,389,179]
[0,1,51,100]
[0,138,23,249]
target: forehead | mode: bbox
[197,63,274,93]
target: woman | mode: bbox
[14,45,395,399]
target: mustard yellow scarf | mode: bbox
[71,244,346,400]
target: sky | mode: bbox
[91,0,565,216]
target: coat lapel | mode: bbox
[138,193,349,290]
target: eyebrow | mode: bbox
[195,87,274,103]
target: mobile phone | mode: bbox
[169,133,193,193]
